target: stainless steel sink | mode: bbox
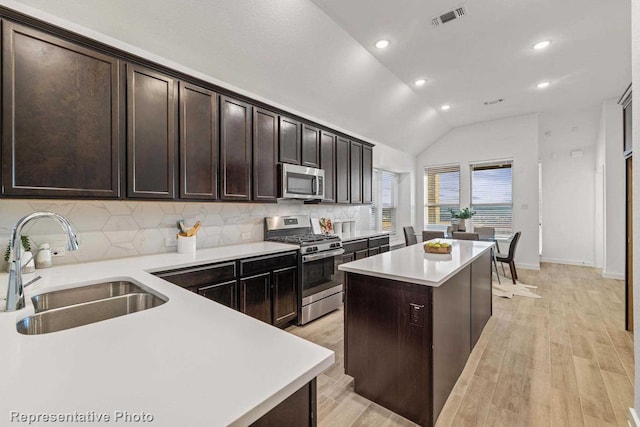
[32,281,148,313]
[17,293,167,335]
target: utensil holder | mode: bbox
[177,235,196,254]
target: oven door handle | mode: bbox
[302,248,345,263]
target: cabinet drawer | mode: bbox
[240,252,298,277]
[369,236,390,248]
[154,262,236,288]
[343,239,368,254]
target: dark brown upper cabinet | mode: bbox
[126,64,177,199]
[253,108,279,202]
[350,141,363,204]
[279,116,301,165]
[320,131,337,203]
[2,21,121,198]
[336,137,350,203]
[179,82,218,200]
[301,124,320,168]
[220,95,252,201]
[362,145,373,204]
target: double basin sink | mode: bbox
[17,280,168,335]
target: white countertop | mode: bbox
[340,230,390,242]
[339,239,494,287]
[0,242,334,426]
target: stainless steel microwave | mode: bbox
[281,163,325,200]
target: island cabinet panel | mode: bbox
[198,280,237,310]
[273,266,298,326]
[251,379,317,427]
[336,137,350,203]
[470,251,492,349]
[279,116,301,165]
[301,124,321,168]
[320,131,336,203]
[2,21,121,198]
[362,146,373,204]
[179,82,218,200]
[253,108,279,201]
[127,64,177,199]
[240,272,272,324]
[350,141,363,203]
[432,265,471,421]
[345,273,433,427]
[220,95,252,201]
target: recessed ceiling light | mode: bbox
[414,79,426,86]
[440,104,451,111]
[537,81,551,89]
[375,40,390,49]
[533,40,551,50]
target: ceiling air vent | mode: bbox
[432,5,468,27]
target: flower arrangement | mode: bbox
[4,235,31,262]
[449,207,476,220]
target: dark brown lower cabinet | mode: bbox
[345,251,492,426]
[198,280,237,310]
[273,266,298,326]
[240,272,272,324]
[354,249,368,260]
[251,379,317,427]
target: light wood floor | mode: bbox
[287,263,634,427]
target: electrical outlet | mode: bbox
[241,232,251,241]
[165,238,177,247]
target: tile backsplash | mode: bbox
[0,200,365,268]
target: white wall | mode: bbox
[632,0,640,413]
[538,107,600,266]
[595,99,626,279]
[417,114,540,269]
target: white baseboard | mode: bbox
[516,263,540,271]
[628,407,639,427]
[603,271,625,280]
[540,257,595,267]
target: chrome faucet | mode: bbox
[4,212,79,312]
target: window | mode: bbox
[424,165,460,228]
[471,161,513,237]
[369,169,398,234]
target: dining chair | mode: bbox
[422,230,445,241]
[403,226,418,246]
[451,231,479,241]
[474,226,495,241]
[496,232,522,284]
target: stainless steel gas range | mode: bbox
[265,215,344,325]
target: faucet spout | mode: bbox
[4,212,79,312]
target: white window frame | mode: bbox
[470,160,514,238]
[424,164,461,229]
[369,169,398,235]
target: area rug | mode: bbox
[492,277,542,299]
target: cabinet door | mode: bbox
[355,249,368,260]
[2,22,121,198]
[363,145,373,204]
[199,280,237,310]
[350,141,363,204]
[379,245,390,253]
[279,116,301,164]
[301,124,320,168]
[343,253,355,263]
[253,108,279,201]
[336,137,350,203]
[240,272,272,324]
[220,95,252,201]
[127,64,177,198]
[368,247,380,257]
[273,266,298,326]
[179,82,218,199]
[320,131,336,203]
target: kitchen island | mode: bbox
[0,242,333,426]
[339,239,494,427]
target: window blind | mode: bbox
[471,161,513,237]
[369,169,397,234]
[424,165,460,228]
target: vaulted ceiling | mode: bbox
[2,0,631,155]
